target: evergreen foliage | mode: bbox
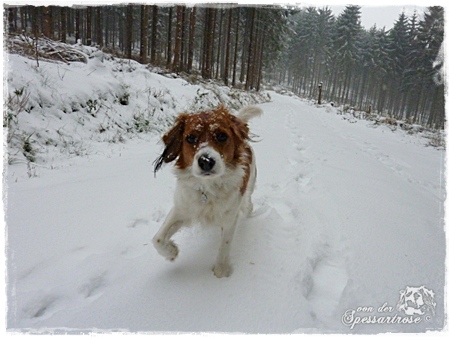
[5,4,445,128]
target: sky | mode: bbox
[327,5,425,30]
[300,0,433,31]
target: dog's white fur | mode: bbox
[153,106,262,278]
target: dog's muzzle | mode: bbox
[198,154,216,172]
[193,146,224,178]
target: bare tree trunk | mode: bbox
[255,26,265,91]
[126,4,133,59]
[245,8,256,90]
[86,7,92,45]
[75,8,81,42]
[232,8,240,86]
[202,8,215,79]
[239,9,249,84]
[112,7,117,49]
[8,7,15,33]
[32,7,39,37]
[201,8,209,77]
[215,9,224,79]
[60,7,67,42]
[42,6,52,38]
[187,7,196,73]
[166,7,173,68]
[179,6,187,72]
[172,5,183,72]
[150,5,158,64]
[20,7,26,33]
[140,5,149,63]
[223,8,233,85]
[96,7,103,46]
[209,8,216,78]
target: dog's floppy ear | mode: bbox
[229,114,250,144]
[154,114,187,173]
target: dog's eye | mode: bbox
[216,132,228,142]
[186,134,198,144]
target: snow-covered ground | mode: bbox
[5,43,269,168]
[4,49,446,334]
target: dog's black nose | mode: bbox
[198,155,216,172]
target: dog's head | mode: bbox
[154,106,249,178]
[397,286,436,316]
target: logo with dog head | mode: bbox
[342,285,437,330]
[397,286,436,317]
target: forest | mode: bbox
[5,4,445,129]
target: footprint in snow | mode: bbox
[151,208,167,223]
[300,242,349,319]
[79,272,107,301]
[128,218,149,228]
[25,294,60,321]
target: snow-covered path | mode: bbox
[6,93,445,333]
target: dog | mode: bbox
[152,105,262,278]
[397,286,436,316]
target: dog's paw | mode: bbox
[213,263,233,278]
[153,238,179,261]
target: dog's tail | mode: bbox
[238,105,263,122]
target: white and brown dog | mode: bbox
[153,105,262,278]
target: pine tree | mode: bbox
[388,12,410,116]
[417,6,444,127]
[332,5,363,102]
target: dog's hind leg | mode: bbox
[153,209,185,261]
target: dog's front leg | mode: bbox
[153,208,184,261]
[213,213,239,278]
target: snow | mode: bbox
[3,51,446,334]
[5,48,269,168]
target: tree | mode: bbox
[5,4,444,127]
[166,7,173,68]
[140,5,149,63]
[86,7,92,45]
[150,5,159,64]
[60,7,67,43]
[244,7,256,90]
[96,7,103,46]
[332,5,363,102]
[172,5,183,72]
[388,12,410,116]
[126,4,133,59]
[202,7,215,79]
[42,6,52,38]
[231,7,240,86]
[187,7,196,73]
[75,7,81,42]
[417,6,444,127]
[223,7,233,85]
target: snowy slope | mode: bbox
[5,48,269,168]
[5,86,445,333]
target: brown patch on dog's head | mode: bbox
[154,106,251,178]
